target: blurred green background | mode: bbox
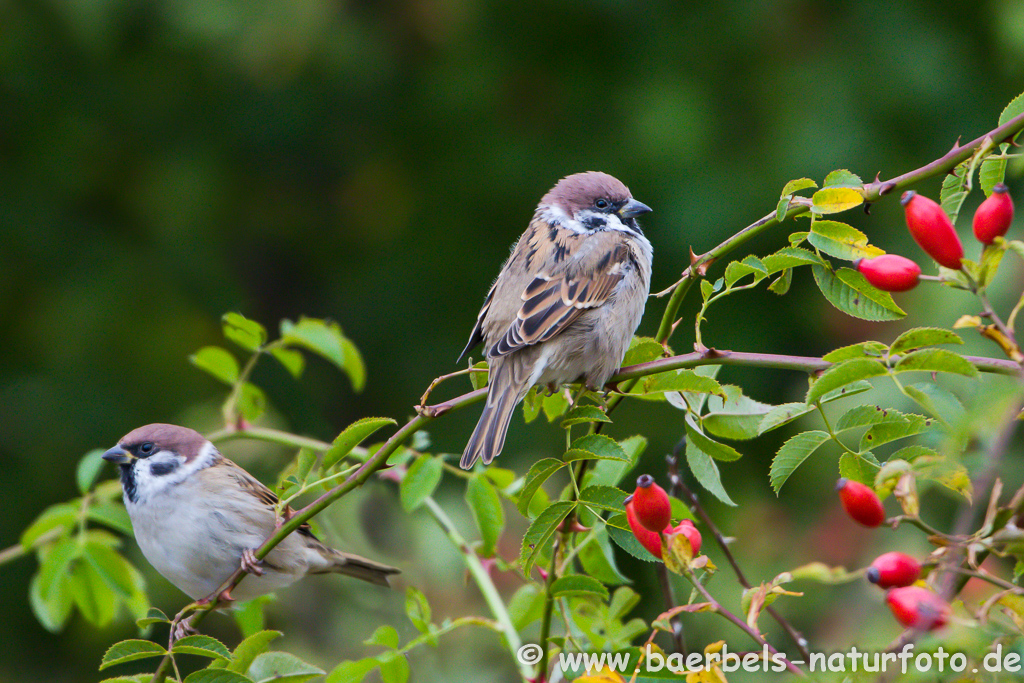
[3,0,1024,680]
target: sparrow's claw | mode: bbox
[170,615,198,643]
[240,548,264,576]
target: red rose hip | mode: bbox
[886,586,950,630]
[630,474,672,533]
[625,501,663,559]
[901,190,964,270]
[836,478,885,527]
[867,552,921,589]
[973,183,1014,244]
[668,519,702,555]
[856,255,921,292]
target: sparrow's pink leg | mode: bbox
[240,548,265,576]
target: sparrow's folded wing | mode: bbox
[219,459,316,539]
[490,234,630,358]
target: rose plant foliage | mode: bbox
[6,93,1024,682]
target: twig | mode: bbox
[945,565,1024,594]
[422,496,529,679]
[684,570,804,676]
[652,111,1024,346]
[673,469,811,661]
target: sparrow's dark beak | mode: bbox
[102,445,133,465]
[618,199,652,219]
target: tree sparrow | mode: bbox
[103,424,399,606]
[459,172,653,469]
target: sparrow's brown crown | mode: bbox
[541,171,633,216]
[117,423,207,461]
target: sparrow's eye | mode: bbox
[139,442,154,455]
[595,198,610,210]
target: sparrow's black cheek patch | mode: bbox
[582,216,606,231]
[149,461,179,477]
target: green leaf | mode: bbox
[468,360,489,391]
[685,418,741,461]
[633,368,724,396]
[323,417,396,469]
[770,431,831,493]
[904,382,965,424]
[247,652,325,683]
[606,513,660,562]
[83,541,136,597]
[190,346,240,385]
[838,453,879,485]
[819,379,875,403]
[813,266,905,321]
[173,635,231,660]
[940,161,971,225]
[136,607,170,630]
[811,187,864,214]
[762,246,825,274]
[781,177,818,196]
[823,341,888,362]
[758,403,815,435]
[564,433,629,463]
[87,502,133,536]
[280,317,365,391]
[236,382,267,422]
[404,586,432,634]
[184,671,255,683]
[584,436,646,490]
[269,347,304,379]
[465,475,504,556]
[890,328,963,355]
[724,255,768,287]
[226,631,282,673]
[622,337,665,366]
[551,575,610,600]
[222,313,267,352]
[508,583,546,630]
[364,624,399,649]
[579,485,628,514]
[578,528,630,585]
[808,221,882,261]
[326,659,379,683]
[703,385,773,441]
[100,640,168,670]
[400,455,443,512]
[823,169,863,188]
[860,413,930,451]
[377,651,409,683]
[768,268,793,295]
[560,405,611,428]
[806,359,887,404]
[21,502,79,548]
[76,449,107,494]
[894,348,978,378]
[69,558,117,626]
[29,571,72,633]
[686,439,735,506]
[520,501,575,575]
[517,458,566,516]
[542,391,569,421]
[836,404,910,431]
[776,195,791,223]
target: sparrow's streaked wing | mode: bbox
[491,230,632,358]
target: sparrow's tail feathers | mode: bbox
[318,550,400,587]
[461,361,529,469]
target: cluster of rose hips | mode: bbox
[624,474,702,560]
[855,183,1015,291]
[836,479,950,631]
